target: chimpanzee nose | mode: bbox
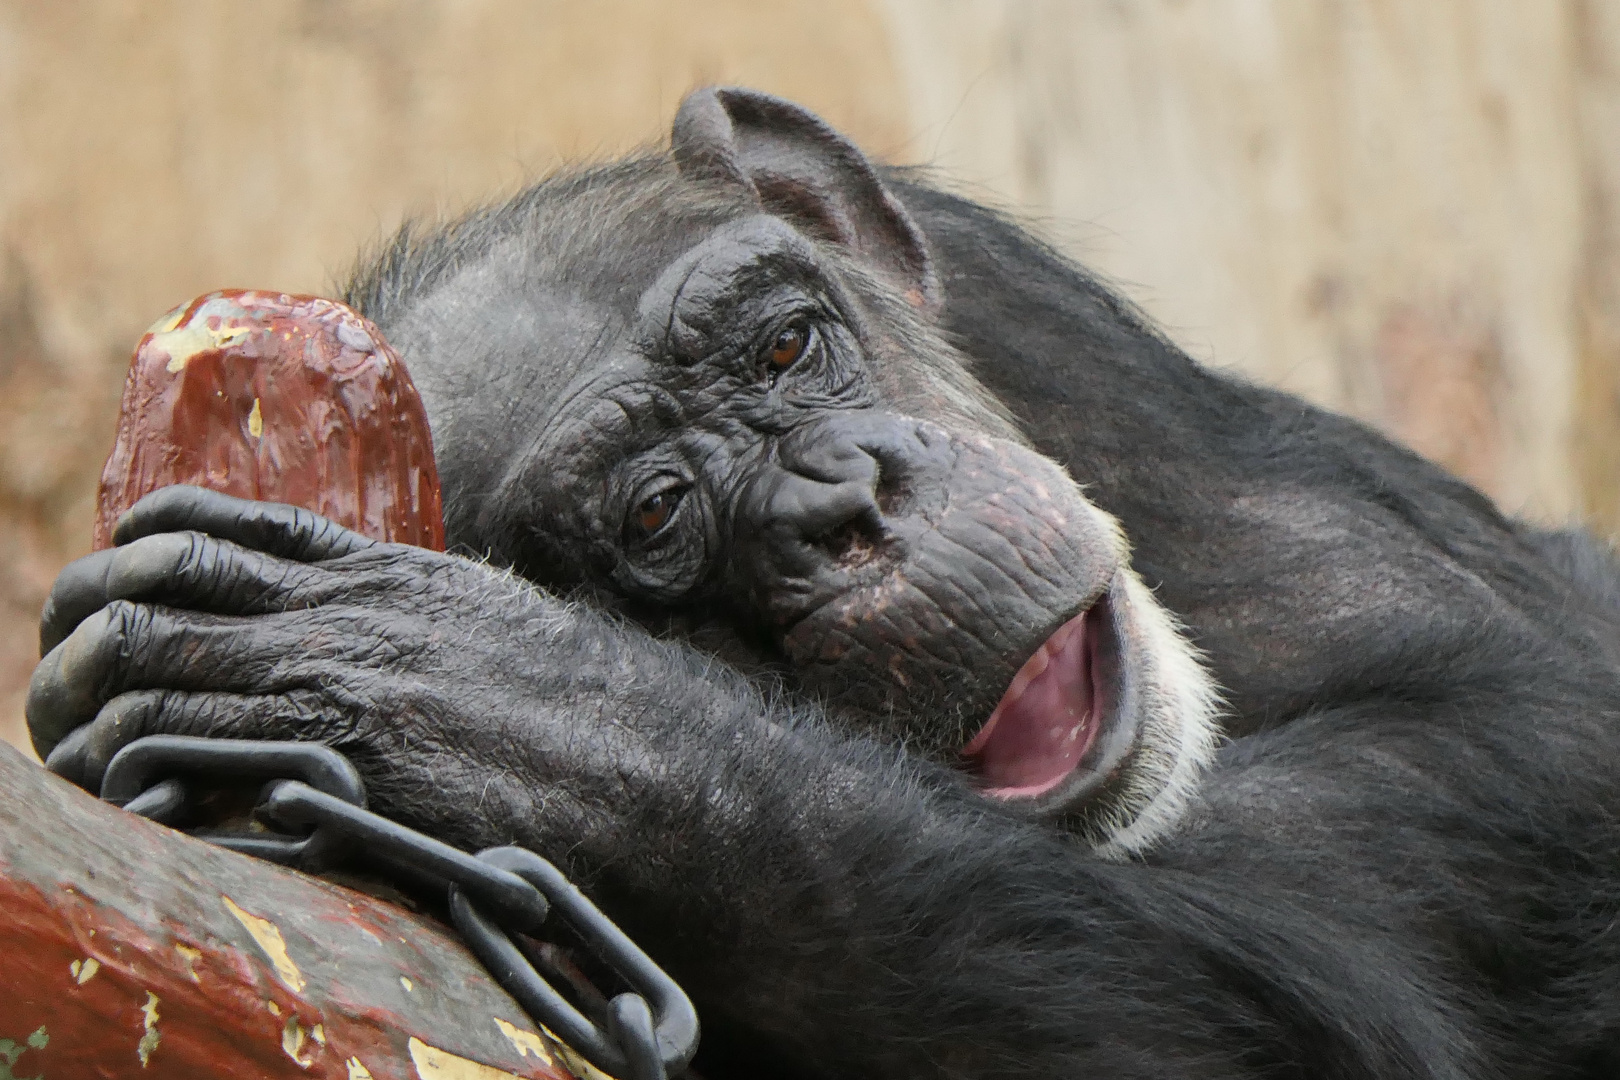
[734,420,890,603]
[767,428,885,546]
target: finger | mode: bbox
[78,687,331,794]
[113,485,375,562]
[28,601,288,757]
[28,606,119,757]
[79,690,169,793]
[38,547,118,657]
[40,532,322,656]
[43,722,93,788]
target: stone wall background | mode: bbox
[4,0,1618,752]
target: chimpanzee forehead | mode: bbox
[393,217,816,414]
[351,155,750,334]
[388,208,825,420]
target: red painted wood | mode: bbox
[0,744,583,1079]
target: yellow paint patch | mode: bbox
[493,1018,552,1065]
[137,991,161,1067]
[248,397,264,437]
[282,1017,313,1068]
[223,894,306,993]
[312,1024,326,1046]
[145,306,188,336]
[400,976,415,992]
[544,1032,615,1080]
[267,1001,282,1017]
[156,320,254,373]
[346,1058,375,1080]
[407,1037,524,1080]
[175,944,202,983]
[69,957,100,984]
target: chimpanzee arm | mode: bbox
[27,487,1509,1079]
[569,704,1498,1080]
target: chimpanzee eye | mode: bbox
[627,485,687,541]
[764,322,811,373]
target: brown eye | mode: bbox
[630,487,684,539]
[766,323,810,371]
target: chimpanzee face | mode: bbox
[361,89,1219,849]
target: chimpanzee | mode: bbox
[26,88,1620,1079]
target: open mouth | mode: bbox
[962,593,1124,800]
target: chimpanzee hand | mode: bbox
[26,485,749,860]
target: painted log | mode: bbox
[0,740,599,1080]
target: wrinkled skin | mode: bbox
[28,88,1620,1079]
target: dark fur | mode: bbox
[32,96,1620,1079]
[366,170,1620,1079]
[348,157,1620,1075]
[875,178,1620,1076]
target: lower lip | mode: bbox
[961,604,1105,798]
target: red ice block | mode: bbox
[94,289,444,551]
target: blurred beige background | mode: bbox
[4,1,1619,754]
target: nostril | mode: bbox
[871,457,905,517]
[810,501,887,568]
[759,453,896,571]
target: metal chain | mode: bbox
[98,734,700,1080]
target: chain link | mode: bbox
[99,734,700,1080]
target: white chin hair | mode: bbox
[1092,568,1224,858]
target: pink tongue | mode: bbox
[962,609,1099,797]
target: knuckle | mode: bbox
[63,605,120,674]
[107,532,193,598]
[100,600,157,681]
[104,598,146,644]
[101,689,162,737]
[277,505,335,561]
[186,693,237,736]
[43,723,91,786]
[83,691,167,781]
[30,607,122,732]
[269,559,322,609]
[39,549,116,655]
[185,533,245,598]
[24,652,68,746]
[285,687,328,724]
[25,646,62,709]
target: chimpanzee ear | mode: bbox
[672,87,939,310]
